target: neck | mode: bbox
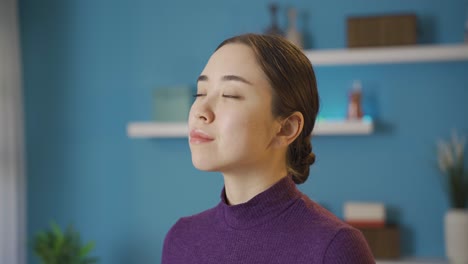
[222,162,288,205]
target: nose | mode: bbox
[195,109,214,123]
[192,100,215,124]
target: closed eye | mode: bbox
[222,94,242,99]
[193,93,206,97]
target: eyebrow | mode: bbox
[197,74,253,85]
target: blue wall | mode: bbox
[20,0,468,263]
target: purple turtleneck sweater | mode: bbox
[162,176,375,264]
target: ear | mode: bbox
[274,112,304,147]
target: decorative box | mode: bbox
[153,85,192,122]
[347,13,417,47]
[358,225,400,259]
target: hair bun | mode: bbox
[289,136,316,184]
[303,152,316,166]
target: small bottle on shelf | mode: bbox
[264,3,283,36]
[286,7,303,49]
[347,80,364,120]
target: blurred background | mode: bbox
[3,0,468,263]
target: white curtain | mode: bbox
[0,0,26,263]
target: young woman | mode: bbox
[162,34,374,264]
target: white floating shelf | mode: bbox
[127,119,373,138]
[127,122,188,138]
[304,44,468,66]
[313,118,373,135]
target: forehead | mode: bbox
[201,43,268,83]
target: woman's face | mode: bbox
[188,43,281,174]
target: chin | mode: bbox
[191,157,219,172]
[192,163,219,172]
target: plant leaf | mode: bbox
[32,222,98,263]
[50,222,65,256]
[80,241,95,258]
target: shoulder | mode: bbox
[322,226,375,264]
[165,204,219,237]
[163,204,220,248]
[292,195,375,263]
[162,204,221,263]
[293,194,350,233]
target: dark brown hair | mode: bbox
[216,33,320,184]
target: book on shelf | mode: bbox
[344,201,386,225]
[346,220,386,228]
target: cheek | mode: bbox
[219,109,271,144]
[218,107,251,128]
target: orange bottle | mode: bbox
[347,81,364,120]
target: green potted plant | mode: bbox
[437,130,468,264]
[33,222,98,264]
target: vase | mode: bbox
[445,209,468,264]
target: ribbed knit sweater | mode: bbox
[162,176,375,264]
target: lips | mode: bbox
[189,129,214,144]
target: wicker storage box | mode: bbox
[347,13,417,47]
